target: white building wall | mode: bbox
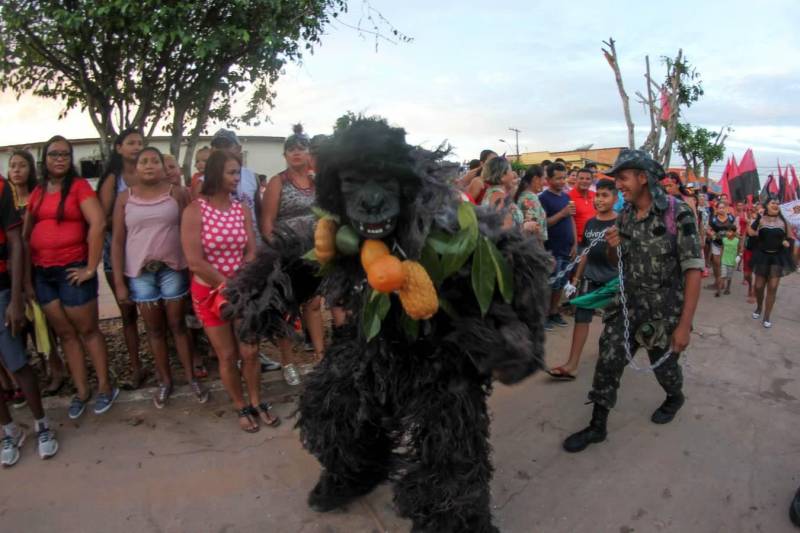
[0,136,286,179]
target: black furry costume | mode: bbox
[225,118,550,532]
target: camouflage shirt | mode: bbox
[615,197,703,321]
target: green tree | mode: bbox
[0,0,353,170]
[674,123,730,181]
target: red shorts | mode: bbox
[191,279,227,328]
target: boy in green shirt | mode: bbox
[719,228,741,296]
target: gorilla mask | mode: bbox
[314,117,422,240]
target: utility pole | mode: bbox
[508,127,521,162]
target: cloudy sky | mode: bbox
[2,0,799,178]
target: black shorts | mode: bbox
[574,279,605,324]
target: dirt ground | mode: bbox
[2,271,799,532]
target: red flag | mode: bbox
[659,89,671,122]
[719,157,732,198]
[777,159,784,180]
[791,165,800,200]
[731,149,761,204]
[768,174,780,194]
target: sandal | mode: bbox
[237,407,260,433]
[42,378,66,397]
[252,403,281,428]
[546,366,576,381]
[120,368,151,391]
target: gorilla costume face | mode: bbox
[225,117,551,533]
[314,117,422,240]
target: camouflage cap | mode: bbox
[605,149,668,210]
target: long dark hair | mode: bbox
[8,149,38,197]
[514,164,543,203]
[97,128,143,193]
[35,135,79,223]
[201,150,241,196]
[762,196,790,233]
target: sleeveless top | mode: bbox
[273,170,315,237]
[124,186,186,277]
[755,216,787,253]
[198,198,248,278]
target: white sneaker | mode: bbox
[752,312,761,320]
[1,429,26,467]
[763,321,773,329]
[282,364,302,386]
[37,428,59,460]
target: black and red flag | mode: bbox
[730,149,761,204]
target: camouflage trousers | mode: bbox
[588,312,683,410]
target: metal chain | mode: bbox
[548,230,608,285]
[616,243,675,372]
[547,227,678,372]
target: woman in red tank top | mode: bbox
[182,150,280,433]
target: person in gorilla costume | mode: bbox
[224,117,550,532]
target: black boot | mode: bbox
[563,404,609,453]
[307,470,383,512]
[790,485,800,527]
[651,392,685,424]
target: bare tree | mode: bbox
[602,38,703,168]
[602,39,635,150]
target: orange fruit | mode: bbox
[367,255,405,293]
[398,261,439,320]
[360,239,391,271]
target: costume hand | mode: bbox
[5,298,25,338]
[563,282,577,298]
[670,324,691,354]
[606,226,620,248]
[736,255,742,264]
[66,266,96,286]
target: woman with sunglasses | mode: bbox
[24,136,117,419]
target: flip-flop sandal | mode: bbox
[252,403,281,428]
[238,407,260,433]
[546,367,576,381]
[120,368,151,391]
[42,379,66,397]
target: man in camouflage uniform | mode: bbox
[563,149,703,453]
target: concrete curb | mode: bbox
[40,369,300,410]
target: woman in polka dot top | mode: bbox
[181,150,280,433]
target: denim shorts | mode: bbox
[34,262,98,308]
[0,289,28,373]
[128,266,189,304]
[550,255,574,290]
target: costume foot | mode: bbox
[563,404,608,453]
[308,472,380,512]
[651,392,685,424]
[790,485,800,527]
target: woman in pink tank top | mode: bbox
[111,147,208,409]
[181,150,280,432]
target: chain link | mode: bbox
[548,230,607,285]
[547,228,679,372]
